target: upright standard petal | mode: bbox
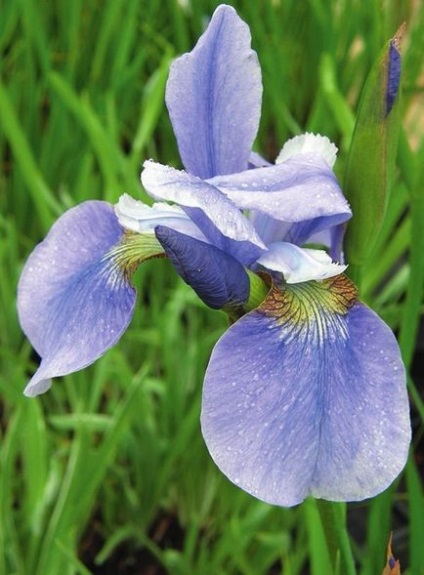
[18,201,136,397]
[142,161,266,266]
[165,4,262,179]
[201,275,410,506]
[155,226,249,309]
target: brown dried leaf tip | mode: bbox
[382,534,401,575]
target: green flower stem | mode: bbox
[244,270,270,312]
[316,500,357,575]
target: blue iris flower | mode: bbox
[18,4,410,507]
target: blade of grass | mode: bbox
[0,81,62,225]
[304,499,334,575]
[398,140,424,368]
[405,456,424,574]
[47,71,124,200]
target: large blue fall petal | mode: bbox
[201,275,410,506]
[18,201,136,397]
[155,226,249,309]
[165,4,262,179]
[142,160,266,266]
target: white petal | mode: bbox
[115,194,207,241]
[257,242,347,283]
[276,133,338,168]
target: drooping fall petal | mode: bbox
[201,275,410,506]
[18,201,137,396]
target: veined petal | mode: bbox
[115,193,207,242]
[142,160,266,266]
[276,133,338,168]
[201,275,410,506]
[165,4,262,178]
[155,226,249,309]
[18,201,136,397]
[207,155,351,234]
[256,242,347,283]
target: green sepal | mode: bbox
[343,26,404,267]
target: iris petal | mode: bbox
[249,152,272,169]
[201,276,410,506]
[208,154,351,242]
[115,193,207,241]
[142,160,266,266]
[18,201,136,397]
[165,4,262,179]
[256,242,347,283]
[276,133,338,168]
[155,226,249,309]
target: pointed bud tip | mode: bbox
[386,23,405,115]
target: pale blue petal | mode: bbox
[18,201,136,397]
[141,160,266,266]
[307,225,346,262]
[249,152,272,168]
[166,4,262,178]
[208,154,351,243]
[201,277,410,506]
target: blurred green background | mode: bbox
[1,0,424,573]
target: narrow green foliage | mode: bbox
[405,458,424,574]
[398,135,424,368]
[313,501,356,575]
[304,499,334,575]
[0,81,62,225]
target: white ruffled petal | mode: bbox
[115,194,207,241]
[276,133,338,168]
